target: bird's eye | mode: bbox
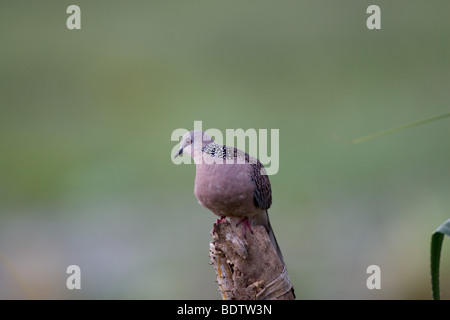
[186,138,192,145]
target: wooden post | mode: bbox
[209,220,295,300]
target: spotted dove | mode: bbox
[174,130,285,264]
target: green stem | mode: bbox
[351,112,450,144]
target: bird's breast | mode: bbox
[193,161,256,217]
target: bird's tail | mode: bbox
[264,211,285,265]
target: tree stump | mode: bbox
[209,219,295,300]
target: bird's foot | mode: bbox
[236,217,253,238]
[216,216,227,224]
[213,216,227,233]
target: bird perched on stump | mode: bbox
[174,130,285,264]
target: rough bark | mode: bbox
[209,219,295,300]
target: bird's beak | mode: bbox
[174,148,183,159]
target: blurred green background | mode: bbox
[1,1,450,299]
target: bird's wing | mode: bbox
[226,146,272,210]
[251,160,272,210]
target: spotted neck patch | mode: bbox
[201,143,250,162]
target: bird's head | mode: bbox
[174,130,214,159]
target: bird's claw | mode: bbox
[236,217,253,238]
[213,216,227,233]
